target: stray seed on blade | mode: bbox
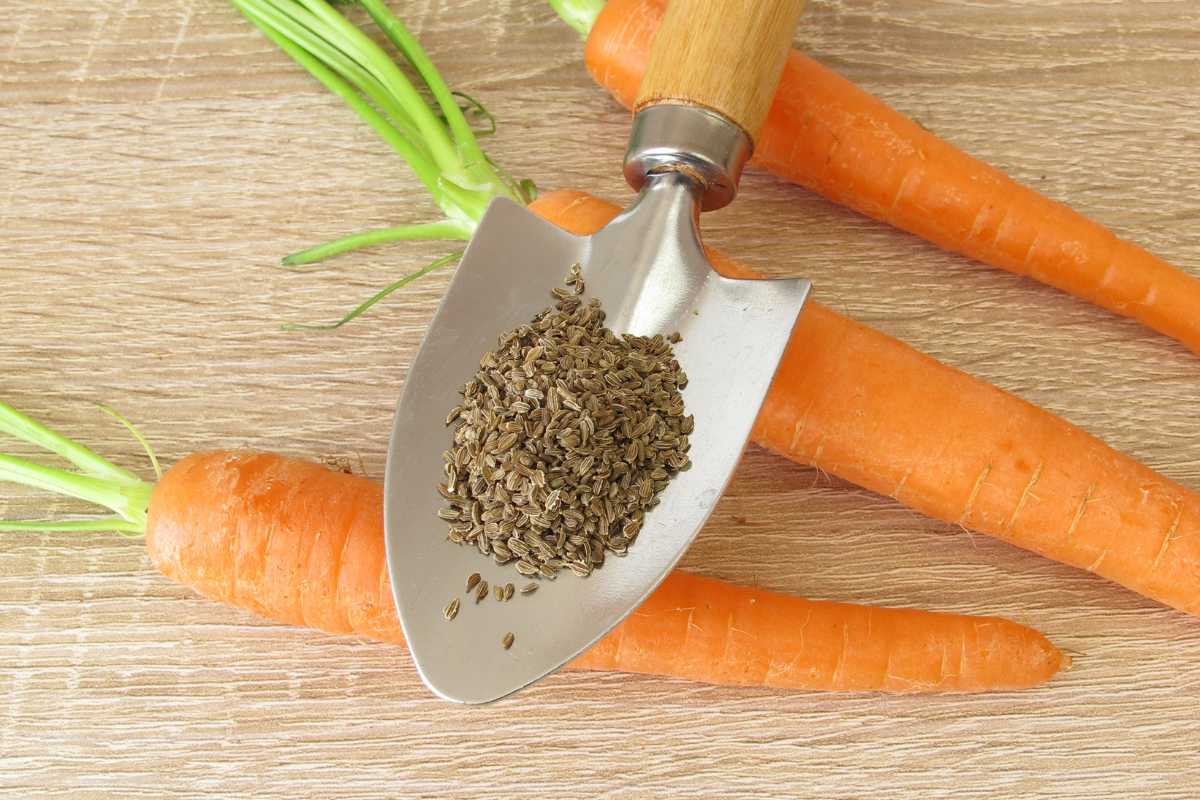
[443,597,460,620]
[503,583,515,601]
[475,580,489,603]
[502,632,515,650]
[466,572,481,593]
[520,582,538,595]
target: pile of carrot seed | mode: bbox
[437,266,692,579]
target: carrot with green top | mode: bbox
[549,0,1200,356]
[226,0,1200,616]
[0,403,1067,693]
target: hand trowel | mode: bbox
[385,0,811,703]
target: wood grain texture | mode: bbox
[1,0,1198,797]
[634,0,806,138]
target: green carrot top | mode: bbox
[0,401,157,535]
[546,0,604,38]
[227,0,547,328]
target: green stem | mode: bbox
[236,0,497,224]
[282,220,472,266]
[450,91,496,137]
[283,249,463,330]
[0,401,141,486]
[235,0,426,144]
[0,454,153,529]
[0,518,145,535]
[233,0,446,200]
[98,404,163,480]
[0,404,158,537]
[547,0,603,38]
[358,0,497,193]
[232,0,539,321]
[290,0,462,174]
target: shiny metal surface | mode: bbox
[384,171,810,704]
[624,105,752,211]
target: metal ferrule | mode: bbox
[622,104,753,212]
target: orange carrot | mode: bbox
[530,190,1200,617]
[575,0,1200,355]
[0,407,1065,694]
[144,450,1064,692]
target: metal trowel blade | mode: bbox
[384,189,809,703]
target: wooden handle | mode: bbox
[634,0,806,143]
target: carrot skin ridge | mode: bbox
[145,451,1065,693]
[529,189,1200,617]
[582,0,1200,355]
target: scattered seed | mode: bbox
[466,572,481,593]
[520,582,538,595]
[503,583,515,601]
[502,632,515,650]
[475,580,489,604]
[443,597,460,620]
[493,583,504,601]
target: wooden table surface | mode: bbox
[2,0,1199,797]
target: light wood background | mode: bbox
[2,0,1199,797]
